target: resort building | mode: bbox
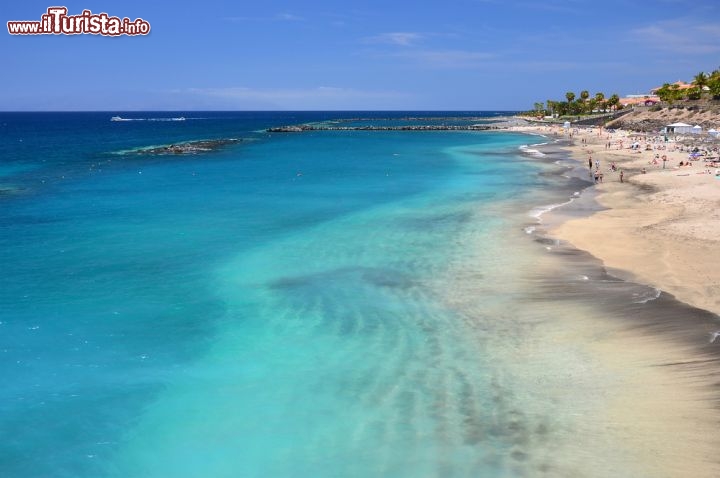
[649,80,695,95]
[619,96,660,107]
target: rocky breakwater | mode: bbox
[131,138,243,155]
[267,124,496,132]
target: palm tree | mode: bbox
[692,72,709,100]
[594,92,605,112]
[608,94,620,110]
[579,90,590,114]
[693,72,708,88]
[709,78,720,100]
[546,99,553,116]
[587,98,598,113]
[565,91,575,104]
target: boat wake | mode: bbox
[111,116,187,122]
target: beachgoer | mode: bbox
[620,170,624,183]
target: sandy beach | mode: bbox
[513,122,720,315]
[508,121,720,477]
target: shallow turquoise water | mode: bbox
[0,113,589,477]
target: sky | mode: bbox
[2,0,719,110]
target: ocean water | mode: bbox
[1,112,716,478]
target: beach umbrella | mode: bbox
[692,125,702,134]
[563,121,570,129]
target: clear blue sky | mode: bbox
[2,0,719,110]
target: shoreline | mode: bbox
[515,122,720,315]
[511,124,720,476]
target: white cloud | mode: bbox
[275,12,304,22]
[224,12,305,23]
[360,31,496,68]
[171,86,411,109]
[363,32,423,46]
[371,49,495,68]
[631,20,720,54]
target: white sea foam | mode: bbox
[528,197,575,222]
[632,288,662,304]
[519,145,546,157]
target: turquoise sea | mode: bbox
[2,112,709,477]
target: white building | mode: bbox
[663,122,693,134]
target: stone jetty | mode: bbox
[267,124,496,133]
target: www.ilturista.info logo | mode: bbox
[7,7,150,36]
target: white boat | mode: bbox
[110,116,123,121]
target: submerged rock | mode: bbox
[0,185,25,195]
[130,138,243,155]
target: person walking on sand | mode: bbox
[620,170,624,183]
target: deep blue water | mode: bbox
[0,112,579,477]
